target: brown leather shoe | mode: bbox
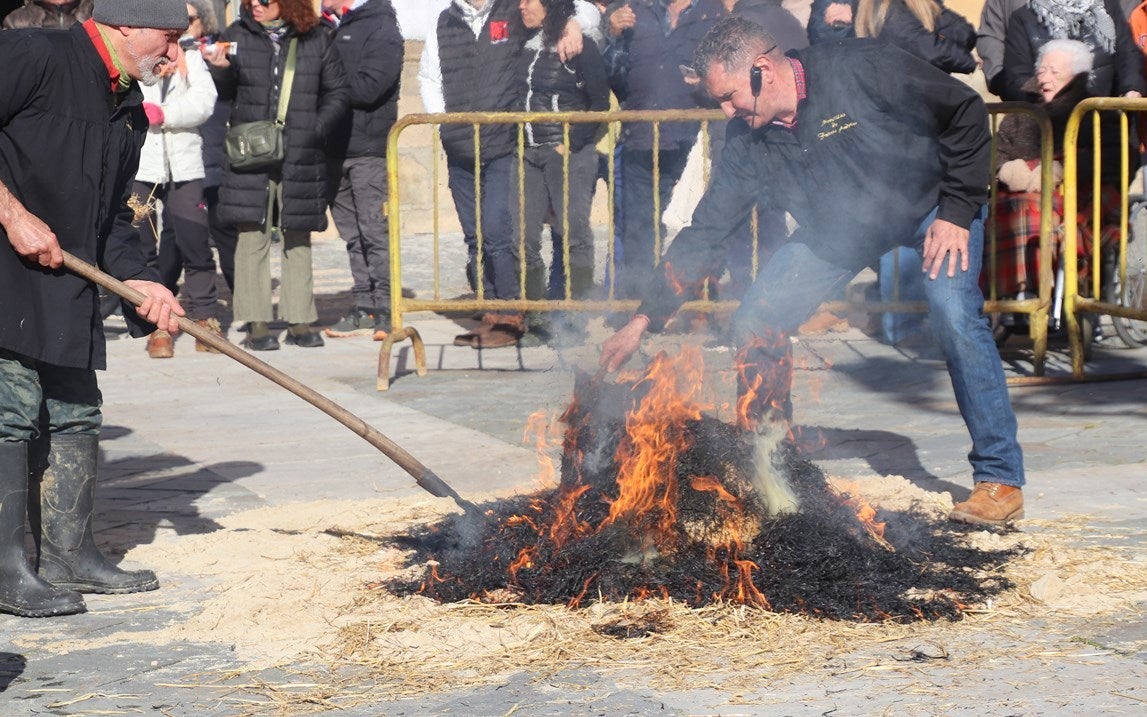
[949,482,1024,526]
[193,318,226,353]
[467,314,524,349]
[453,313,496,347]
[146,330,174,359]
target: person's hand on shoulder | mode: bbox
[557,17,584,62]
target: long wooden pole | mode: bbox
[63,251,481,516]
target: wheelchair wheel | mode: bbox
[1112,200,1147,347]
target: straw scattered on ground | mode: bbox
[16,475,1145,715]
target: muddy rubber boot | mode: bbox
[0,441,86,617]
[29,434,159,594]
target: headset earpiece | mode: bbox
[749,65,762,97]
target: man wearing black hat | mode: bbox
[0,0,189,618]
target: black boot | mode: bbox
[550,265,595,347]
[29,434,158,594]
[0,441,85,617]
[520,267,551,348]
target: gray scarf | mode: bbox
[1028,0,1116,54]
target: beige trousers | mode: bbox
[232,179,317,324]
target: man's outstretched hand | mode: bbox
[599,315,649,372]
[125,280,185,334]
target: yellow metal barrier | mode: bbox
[1062,97,1147,380]
[377,106,1057,389]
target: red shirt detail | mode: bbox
[772,57,806,130]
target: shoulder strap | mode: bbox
[276,38,298,125]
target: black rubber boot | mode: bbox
[29,434,159,594]
[520,267,552,348]
[0,441,85,617]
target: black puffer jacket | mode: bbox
[326,0,403,159]
[873,1,976,74]
[998,0,1147,102]
[212,13,349,231]
[518,31,611,152]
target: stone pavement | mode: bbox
[1,233,1145,716]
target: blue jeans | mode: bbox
[446,155,519,302]
[879,246,927,344]
[730,207,1024,487]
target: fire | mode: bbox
[601,347,710,537]
[830,480,889,549]
[404,346,989,619]
[734,331,793,433]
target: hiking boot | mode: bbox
[193,318,226,353]
[324,308,376,338]
[286,323,324,348]
[146,330,174,359]
[949,482,1024,526]
[244,321,280,351]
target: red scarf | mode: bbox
[82,18,121,93]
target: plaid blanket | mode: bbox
[983,187,1121,298]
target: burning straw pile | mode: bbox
[390,348,1020,621]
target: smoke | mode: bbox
[750,421,800,516]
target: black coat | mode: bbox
[326,0,403,159]
[998,0,1147,102]
[213,14,349,230]
[0,25,156,370]
[875,1,976,74]
[637,41,991,330]
[733,0,809,52]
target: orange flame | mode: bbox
[734,332,793,433]
[524,409,563,488]
[601,348,710,537]
[831,481,889,548]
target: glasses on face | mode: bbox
[188,14,199,22]
[255,0,277,6]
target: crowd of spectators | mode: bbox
[4,0,1147,351]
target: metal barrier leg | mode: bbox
[377,326,427,391]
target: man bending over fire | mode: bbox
[599,15,1025,527]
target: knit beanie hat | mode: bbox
[93,0,189,30]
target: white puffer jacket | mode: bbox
[135,47,217,184]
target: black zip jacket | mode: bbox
[212,13,349,231]
[637,40,990,331]
[326,0,403,159]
